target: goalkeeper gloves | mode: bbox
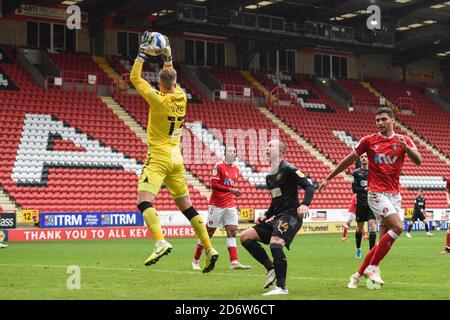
[136,32,172,64]
[161,35,173,64]
[137,46,150,62]
[136,31,152,62]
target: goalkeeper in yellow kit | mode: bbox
[130,32,219,273]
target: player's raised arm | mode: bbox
[319,151,359,192]
[130,32,154,100]
[161,36,174,70]
[320,134,369,193]
[397,134,422,166]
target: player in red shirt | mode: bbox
[342,194,368,242]
[192,147,251,270]
[342,194,357,241]
[319,107,422,289]
[440,178,450,254]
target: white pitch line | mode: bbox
[1,263,450,290]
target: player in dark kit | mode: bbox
[352,153,377,258]
[406,189,433,238]
[240,140,315,295]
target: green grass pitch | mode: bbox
[1,231,449,300]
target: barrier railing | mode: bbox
[395,97,417,111]
[213,84,254,104]
[351,104,381,113]
[109,73,132,96]
[266,86,299,107]
[45,75,98,93]
[61,71,97,81]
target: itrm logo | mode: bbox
[66,5,81,30]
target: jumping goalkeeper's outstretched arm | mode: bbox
[129,32,153,100]
[161,35,173,70]
[130,32,173,104]
[130,59,152,100]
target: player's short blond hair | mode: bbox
[159,68,177,90]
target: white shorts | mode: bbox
[346,213,355,223]
[368,192,402,219]
[206,205,238,228]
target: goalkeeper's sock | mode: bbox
[424,223,429,232]
[194,241,203,260]
[270,243,287,290]
[183,207,212,250]
[226,237,238,262]
[140,206,165,242]
[242,239,273,271]
[408,224,413,233]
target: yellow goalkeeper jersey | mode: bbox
[130,60,187,153]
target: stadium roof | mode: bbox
[5,0,450,65]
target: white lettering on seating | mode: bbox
[0,73,9,87]
[332,130,358,149]
[11,114,142,185]
[184,122,278,187]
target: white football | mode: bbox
[145,32,167,56]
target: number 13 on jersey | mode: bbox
[168,116,184,137]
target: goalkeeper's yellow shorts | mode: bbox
[138,148,189,199]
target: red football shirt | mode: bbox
[446,178,450,192]
[353,132,416,194]
[209,161,240,208]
